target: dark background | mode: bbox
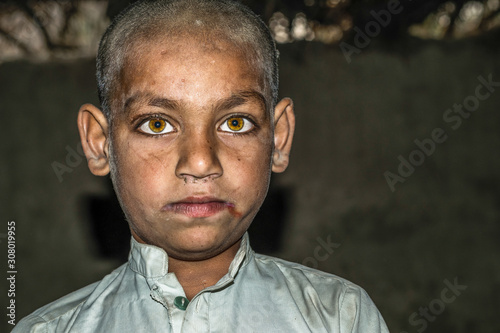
[1,0,500,332]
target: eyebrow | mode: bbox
[214,90,268,117]
[123,90,267,117]
[124,93,179,115]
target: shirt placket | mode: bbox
[149,274,192,333]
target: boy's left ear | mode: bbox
[272,97,295,173]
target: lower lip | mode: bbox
[164,202,233,218]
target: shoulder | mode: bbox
[13,263,129,332]
[250,253,389,332]
[252,252,363,293]
[13,282,99,332]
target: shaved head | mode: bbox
[96,0,279,121]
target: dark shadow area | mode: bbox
[248,181,291,254]
[80,180,130,262]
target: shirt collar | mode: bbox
[128,232,252,279]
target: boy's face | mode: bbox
[79,35,294,261]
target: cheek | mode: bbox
[113,139,172,203]
[223,136,271,165]
[222,142,272,196]
[221,128,273,169]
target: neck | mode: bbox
[167,240,241,300]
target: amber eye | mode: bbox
[148,119,166,133]
[226,117,244,131]
[219,116,254,133]
[138,117,174,135]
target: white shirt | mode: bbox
[14,233,389,332]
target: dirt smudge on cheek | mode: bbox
[149,152,163,165]
[124,145,162,177]
[147,152,168,179]
[228,205,242,218]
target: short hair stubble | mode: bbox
[96,0,279,122]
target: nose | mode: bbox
[175,129,223,182]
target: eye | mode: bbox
[138,118,174,135]
[220,116,254,133]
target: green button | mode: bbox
[174,296,189,310]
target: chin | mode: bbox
[167,229,238,259]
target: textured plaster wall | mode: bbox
[277,36,500,333]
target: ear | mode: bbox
[272,98,295,173]
[77,104,110,176]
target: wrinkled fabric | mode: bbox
[14,234,389,332]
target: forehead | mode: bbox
[114,34,267,112]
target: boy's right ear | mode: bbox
[77,104,110,176]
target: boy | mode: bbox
[15,0,389,331]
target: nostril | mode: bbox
[182,175,216,184]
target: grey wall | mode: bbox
[1,32,499,332]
